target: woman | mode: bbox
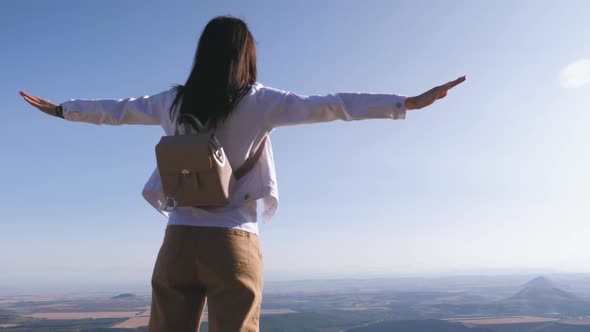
[20,16,465,332]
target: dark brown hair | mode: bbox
[169,16,257,129]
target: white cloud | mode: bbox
[559,58,590,89]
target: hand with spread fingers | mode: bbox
[19,91,60,117]
[406,75,467,110]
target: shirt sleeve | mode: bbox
[60,88,175,125]
[259,86,406,129]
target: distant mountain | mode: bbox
[111,293,138,300]
[498,276,589,315]
[508,285,578,302]
[522,276,558,289]
[509,276,577,303]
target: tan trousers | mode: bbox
[149,225,264,332]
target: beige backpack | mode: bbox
[155,113,266,211]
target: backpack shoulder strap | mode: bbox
[234,137,268,180]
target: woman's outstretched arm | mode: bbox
[261,76,466,129]
[19,88,175,125]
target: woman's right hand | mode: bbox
[405,75,466,110]
[19,91,60,117]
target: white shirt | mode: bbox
[61,83,406,234]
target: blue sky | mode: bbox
[2,0,590,290]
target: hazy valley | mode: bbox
[2,274,590,331]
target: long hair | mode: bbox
[169,16,257,129]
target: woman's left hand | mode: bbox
[405,75,466,110]
[19,91,60,117]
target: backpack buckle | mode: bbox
[162,195,178,211]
